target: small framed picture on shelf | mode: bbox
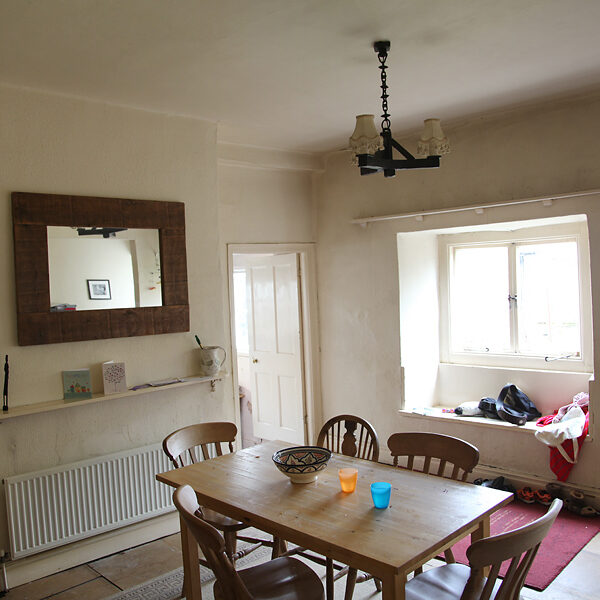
[87,279,111,300]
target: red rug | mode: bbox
[442,502,600,590]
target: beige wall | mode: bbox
[218,164,316,244]
[4,78,600,574]
[0,85,234,552]
[217,160,318,438]
[314,93,600,491]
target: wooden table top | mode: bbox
[156,440,513,577]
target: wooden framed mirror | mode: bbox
[12,192,189,345]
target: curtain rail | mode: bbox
[351,189,600,226]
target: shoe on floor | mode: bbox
[517,487,536,503]
[565,498,600,517]
[534,489,552,505]
[546,482,565,499]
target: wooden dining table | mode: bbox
[156,440,513,600]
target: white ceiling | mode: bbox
[2,0,600,153]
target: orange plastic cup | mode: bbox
[338,468,358,493]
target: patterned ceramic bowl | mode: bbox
[272,446,332,484]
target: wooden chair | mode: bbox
[174,484,324,600]
[405,499,563,600]
[316,414,380,461]
[287,415,380,599]
[387,431,480,481]
[162,422,276,564]
[388,431,480,574]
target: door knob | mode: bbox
[252,358,259,363]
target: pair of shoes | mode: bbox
[517,487,536,503]
[533,489,552,505]
[564,489,599,517]
[565,499,599,516]
[517,487,552,505]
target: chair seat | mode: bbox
[215,556,324,600]
[405,563,501,600]
[201,506,248,532]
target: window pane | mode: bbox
[516,241,580,356]
[450,246,510,353]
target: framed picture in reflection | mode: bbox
[87,279,111,300]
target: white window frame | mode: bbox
[439,220,593,373]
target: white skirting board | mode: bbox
[472,463,600,507]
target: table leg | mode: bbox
[471,516,491,576]
[381,571,406,600]
[180,514,202,600]
[471,515,490,543]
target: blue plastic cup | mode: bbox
[370,482,392,509]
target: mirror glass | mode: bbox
[47,226,162,312]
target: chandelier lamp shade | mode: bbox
[349,41,450,177]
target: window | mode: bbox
[440,220,592,372]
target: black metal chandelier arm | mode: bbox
[357,154,440,174]
[389,137,416,161]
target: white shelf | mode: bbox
[0,374,223,423]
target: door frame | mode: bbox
[227,243,321,447]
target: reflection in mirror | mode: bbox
[47,227,162,312]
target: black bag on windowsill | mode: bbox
[496,383,541,425]
[478,397,500,420]
[479,384,541,426]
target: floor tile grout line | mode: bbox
[42,575,117,600]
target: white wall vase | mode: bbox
[198,346,226,376]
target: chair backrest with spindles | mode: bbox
[173,485,253,600]
[387,432,479,481]
[317,415,380,462]
[163,422,237,469]
[462,499,562,600]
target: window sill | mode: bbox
[440,360,593,377]
[399,407,593,442]
[399,407,540,434]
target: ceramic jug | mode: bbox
[198,346,226,376]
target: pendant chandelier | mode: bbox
[350,41,450,177]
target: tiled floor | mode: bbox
[4,531,600,599]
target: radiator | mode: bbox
[4,443,175,559]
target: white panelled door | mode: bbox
[245,254,305,444]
